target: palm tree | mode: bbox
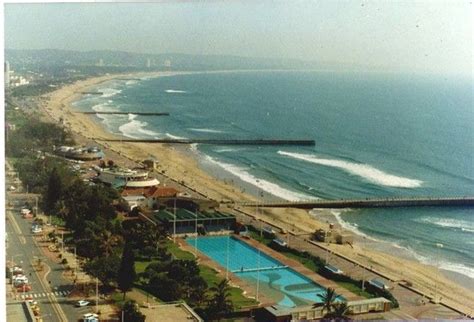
[314,287,338,314]
[324,302,351,321]
[207,279,234,321]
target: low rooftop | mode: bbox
[140,302,203,322]
[151,208,235,224]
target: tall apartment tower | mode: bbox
[4,61,10,87]
[146,58,152,68]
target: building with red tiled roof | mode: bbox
[121,186,180,210]
[146,186,179,198]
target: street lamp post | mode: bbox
[35,196,39,217]
[69,247,77,277]
[361,264,367,292]
[173,198,177,243]
[194,208,198,255]
[96,277,99,313]
[61,231,64,253]
[435,243,444,304]
[226,229,230,280]
[255,180,262,238]
[256,248,261,302]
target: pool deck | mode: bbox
[234,235,362,302]
[178,234,362,308]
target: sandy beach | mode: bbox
[38,72,474,315]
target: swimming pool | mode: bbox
[186,236,340,307]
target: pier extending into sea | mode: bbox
[98,138,316,146]
[240,196,474,209]
[77,111,170,116]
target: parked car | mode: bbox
[12,266,23,275]
[324,264,344,275]
[76,300,90,307]
[31,226,43,234]
[13,275,28,286]
[263,226,276,237]
[16,283,32,292]
[272,238,288,248]
[368,279,390,290]
[83,313,99,322]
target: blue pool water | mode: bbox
[187,236,339,307]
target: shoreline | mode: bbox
[38,71,474,314]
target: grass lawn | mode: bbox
[200,265,258,309]
[110,290,129,308]
[166,240,196,260]
[335,281,374,299]
[50,215,66,227]
[135,261,150,274]
[279,250,319,271]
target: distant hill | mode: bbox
[5,48,325,72]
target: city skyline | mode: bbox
[4,1,473,76]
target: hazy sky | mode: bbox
[4,1,473,75]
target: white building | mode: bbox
[97,167,159,188]
[4,61,10,87]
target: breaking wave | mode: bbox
[100,88,122,98]
[118,114,159,139]
[165,133,187,140]
[165,89,187,93]
[417,217,474,233]
[278,151,423,188]
[203,155,312,201]
[188,128,224,134]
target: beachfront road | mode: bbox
[6,199,79,322]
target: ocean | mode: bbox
[72,70,474,284]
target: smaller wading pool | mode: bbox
[186,236,344,307]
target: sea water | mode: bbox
[73,71,474,284]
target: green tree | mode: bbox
[207,279,233,321]
[188,275,208,307]
[148,273,181,301]
[122,300,145,322]
[83,254,120,288]
[44,167,63,214]
[118,243,136,300]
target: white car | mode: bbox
[83,313,99,322]
[76,300,90,307]
[32,227,43,234]
[13,275,28,286]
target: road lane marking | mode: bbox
[31,260,68,322]
[7,211,26,244]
